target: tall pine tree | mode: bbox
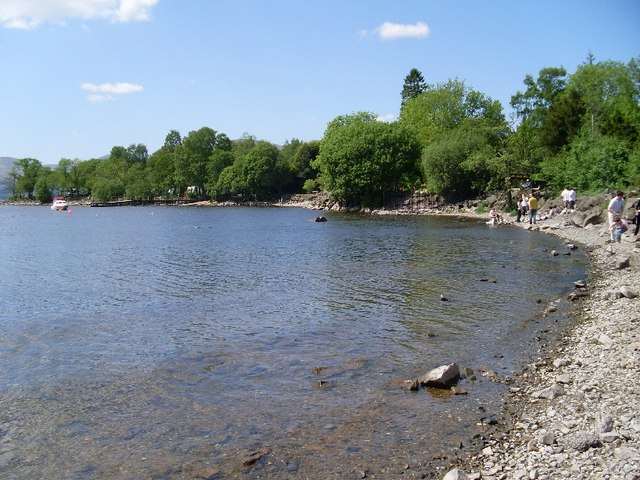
[401,68,427,106]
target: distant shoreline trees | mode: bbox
[8,54,639,207]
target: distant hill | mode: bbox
[0,157,17,200]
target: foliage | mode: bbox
[313,112,421,207]
[400,80,507,197]
[8,55,640,205]
[541,130,634,192]
[421,122,499,199]
[11,158,43,199]
[35,169,53,203]
[401,68,427,106]
[400,79,505,149]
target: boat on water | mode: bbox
[51,197,68,211]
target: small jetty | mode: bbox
[90,199,200,207]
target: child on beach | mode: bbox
[608,216,628,243]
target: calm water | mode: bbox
[0,206,587,479]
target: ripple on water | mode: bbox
[0,206,587,478]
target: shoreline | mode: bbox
[439,214,640,479]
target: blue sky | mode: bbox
[1,0,638,165]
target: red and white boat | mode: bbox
[51,196,68,211]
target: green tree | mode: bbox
[75,158,100,197]
[35,167,53,204]
[510,67,568,124]
[125,163,152,200]
[569,58,640,137]
[421,121,501,199]
[205,149,235,197]
[241,141,286,199]
[50,159,74,196]
[13,158,43,199]
[400,79,504,149]
[291,140,320,191]
[92,151,128,200]
[538,86,586,152]
[126,144,149,165]
[175,127,231,197]
[401,68,427,107]
[147,130,182,197]
[314,112,421,207]
[541,131,631,192]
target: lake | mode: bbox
[0,205,587,479]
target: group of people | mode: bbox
[515,192,542,225]
[607,190,640,242]
[498,187,640,242]
[561,187,577,212]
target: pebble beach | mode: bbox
[445,216,640,480]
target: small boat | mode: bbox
[51,197,68,211]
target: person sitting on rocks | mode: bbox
[489,208,503,225]
[537,207,556,221]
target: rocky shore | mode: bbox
[435,213,639,480]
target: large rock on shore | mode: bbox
[570,207,605,227]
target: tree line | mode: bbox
[8,54,640,207]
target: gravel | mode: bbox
[447,215,640,480]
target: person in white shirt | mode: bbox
[561,187,571,211]
[568,188,577,210]
[607,191,625,240]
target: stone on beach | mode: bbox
[418,363,460,388]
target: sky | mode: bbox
[1,0,639,165]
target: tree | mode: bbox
[205,149,235,197]
[125,163,152,200]
[74,159,100,197]
[291,140,320,191]
[400,79,504,149]
[401,68,427,107]
[175,127,231,197]
[541,131,631,192]
[510,67,568,124]
[13,158,43,199]
[35,168,53,204]
[569,58,639,136]
[126,144,148,165]
[421,120,501,199]
[241,141,286,199]
[538,87,586,152]
[313,112,422,207]
[147,131,182,197]
[92,151,128,200]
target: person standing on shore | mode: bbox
[528,193,538,225]
[632,197,640,236]
[607,191,625,240]
[568,188,577,210]
[521,194,528,217]
[561,187,571,211]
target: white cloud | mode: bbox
[375,21,430,40]
[81,82,143,102]
[0,0,159,30]
[376,113,397,123]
